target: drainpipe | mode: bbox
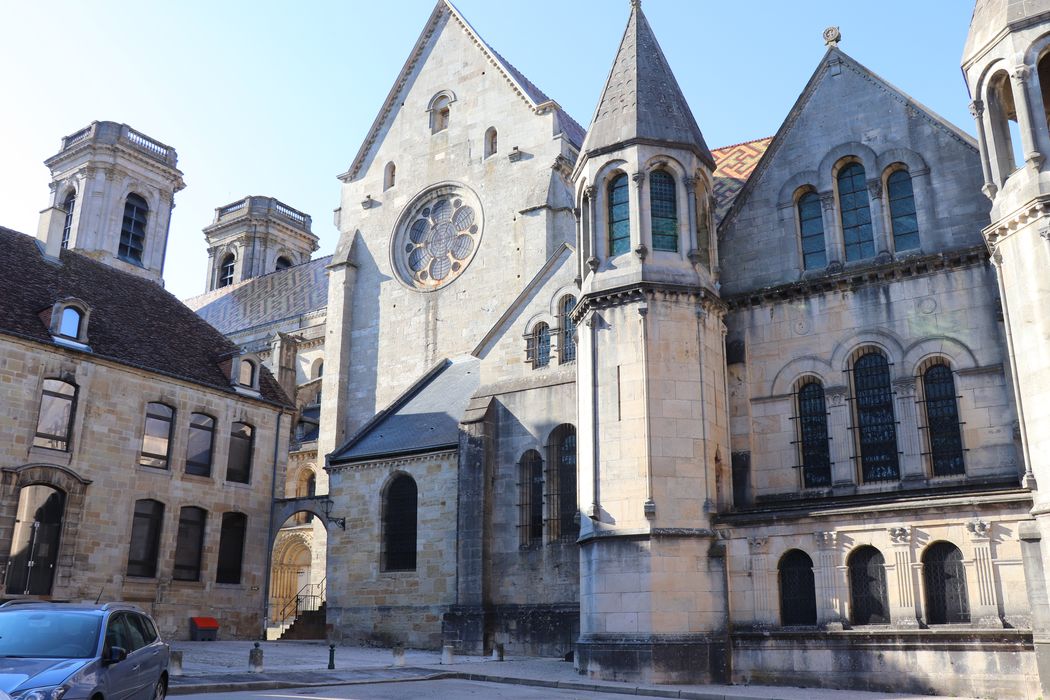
[262,410,285,637]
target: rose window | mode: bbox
[393,186,483,290]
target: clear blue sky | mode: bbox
[0,0,976,300]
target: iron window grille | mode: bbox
[920,364,966,476]
[546,425,578,544]
[922,542,970,624]
[849,352,901,482]
[517,451,544,548]
[838,163,875,261]
[848,546,890,625]
[559,296,577,364]
[794,381,832,488]
[779,550,817,626]
[526,323,551,369]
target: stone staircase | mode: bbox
[279,602,326,640]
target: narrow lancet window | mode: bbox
[887,170,919,252]
[797,381,831,488]
[838,163,874,261]
[649,170,678,252]
[797,191,826,269]
[923,364,965,476]
[608,174,630,256]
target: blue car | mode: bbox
[0,602,169,700]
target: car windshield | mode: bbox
[0,610,101,658]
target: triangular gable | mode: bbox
[339,0,583,183]
[718,47,978,233]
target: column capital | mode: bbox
[867,179,883,199]
[1011,64,1031,83]
[892,377,917,396]
[966,519,991,541]
[584,185,597,199]
[631,171,646,187]
[814,530,839,549]
[888,525,912,546]
[969,99,984,120]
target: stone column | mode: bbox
[585,185,597,266]
[632,171,648,258]
[826,387,854,488]
[749,537,774,626]
[684,176,699,257]
[867,179,890,257]
[1011,65,1045,171]
[969,100,998,199]
[814,531,844,627]
[887,527,919,628]
[893,378,923,482]
[820,193,844,267]
[965,519,1003,627]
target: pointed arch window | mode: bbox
[119,193,149,264]
[61,191,76,249]
[887,170,919,251]
[219,254,235,288]
[837,163,874,261]
[779,549,817,626]
[796,381,831,488]
[608,173,630,256]
[139,402,174,469]
[922,363,965,476]
[851,351,899,482]
[127,499,164,578]
[649,170,678,252]
[848,546,889,625]
[528,322,551,369]
[559,296,577,364]
[923,542,970,624]
[173,506,207,581]
[33,379,77,451]
[383,474,417,571]
[546,425,577,542]
[797,191,826,269]
[518,450,544,547]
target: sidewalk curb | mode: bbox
[168,671,455,695]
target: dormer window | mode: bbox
[58,307,82,340]
[231,353,262,395]
[49,299,91,348]
[239,359,256,387]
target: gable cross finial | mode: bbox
[823,26,841,47]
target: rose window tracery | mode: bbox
[393,186,483,290]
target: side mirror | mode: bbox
[104,646,128,665]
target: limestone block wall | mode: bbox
[0,336,288,640]
[726,261,1017,501]
[326,451,459,648]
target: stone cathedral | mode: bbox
[182,0,1050,696]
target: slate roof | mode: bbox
[711,137,773,223]
[963,0,1050,65]
[0,226,290,406]
[184,255,331,336]
[329,355,480,464]
[580,3,714,168]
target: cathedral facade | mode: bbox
[181,0,1050,696]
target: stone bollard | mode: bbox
[169,650,183,676]
[249,642,263,673]
[441,644,454,665]
[494,643,504,662]
[393,643,406,667]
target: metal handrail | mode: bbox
[275,577,327,625]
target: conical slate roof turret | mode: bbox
[580,1,714,169]
[963,0,1050,66]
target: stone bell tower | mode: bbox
[962,0,1050,694]
[572,0,730,683]
[38,121,184,283]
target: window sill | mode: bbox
[124,576,159,584]
[380,570,417,578]
[214,582,246,588]
[223,480,254,490]
[182,471,215,483]
[171,578,205,588]
[27,446,72,466]
[137,465,173,478]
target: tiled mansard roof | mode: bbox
[0,226,290,406]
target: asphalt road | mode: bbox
[185,679,646,699]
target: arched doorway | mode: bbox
[6,485,66,595]
[267,501,329,639]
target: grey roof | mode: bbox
[487,45,586,147]
[329,355,480,463]
[185,255,331,336]
[580,3,714,168]
[963,0,1050,65]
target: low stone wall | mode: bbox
[327,604,445,649]
[731,628,1037,698]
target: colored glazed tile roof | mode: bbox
[711,136,773,223]
[0,226,289,406]
[185,255,332,337]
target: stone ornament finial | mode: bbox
[630,0,641,9]
[823,26,841,47]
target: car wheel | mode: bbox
[153,677,167,700]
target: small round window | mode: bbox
[391,184,484,291]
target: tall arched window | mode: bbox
[518,450,544,547]
[608,173,630,256]
[887,170,919,252]
[529,322,551,369]
[484,127,498,158]
[173,506,207,581]
[119,193,149,264]
[431,95,451,133]
[384,474,417,571]
[852,351,899,482]
[649,170,678,252]
[127,499,165,578]
[139,402,174,469]
[34,378,77,451]
[923,542,970,624]
[779,549,817,626]
[797,191,826,269]
[546,425,577,542]
[219,254,235,288]
[275,256,291,271]
[61,191,76,249]
[837,163,874,261]
[384,161,396,190]
[797,381,831,488]
[848,546,889,625]
[988,70,1024,177]
[559,296,577,364]
[216,512,247,584]
[923,363,965,476]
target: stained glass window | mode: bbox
[779,550,817,626]
[402,196,479,288]
[650,170,678,252]
[797,382,831,488]
[923,364,965,476]
[838,163,874,261]
[119,194,148,264]
[888,170,919,252]
[608,174,630,256]
[852,352,900,482]
[797,191,827,269]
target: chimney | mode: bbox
[37,206,66,260]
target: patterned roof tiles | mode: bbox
[711,136,773,223]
